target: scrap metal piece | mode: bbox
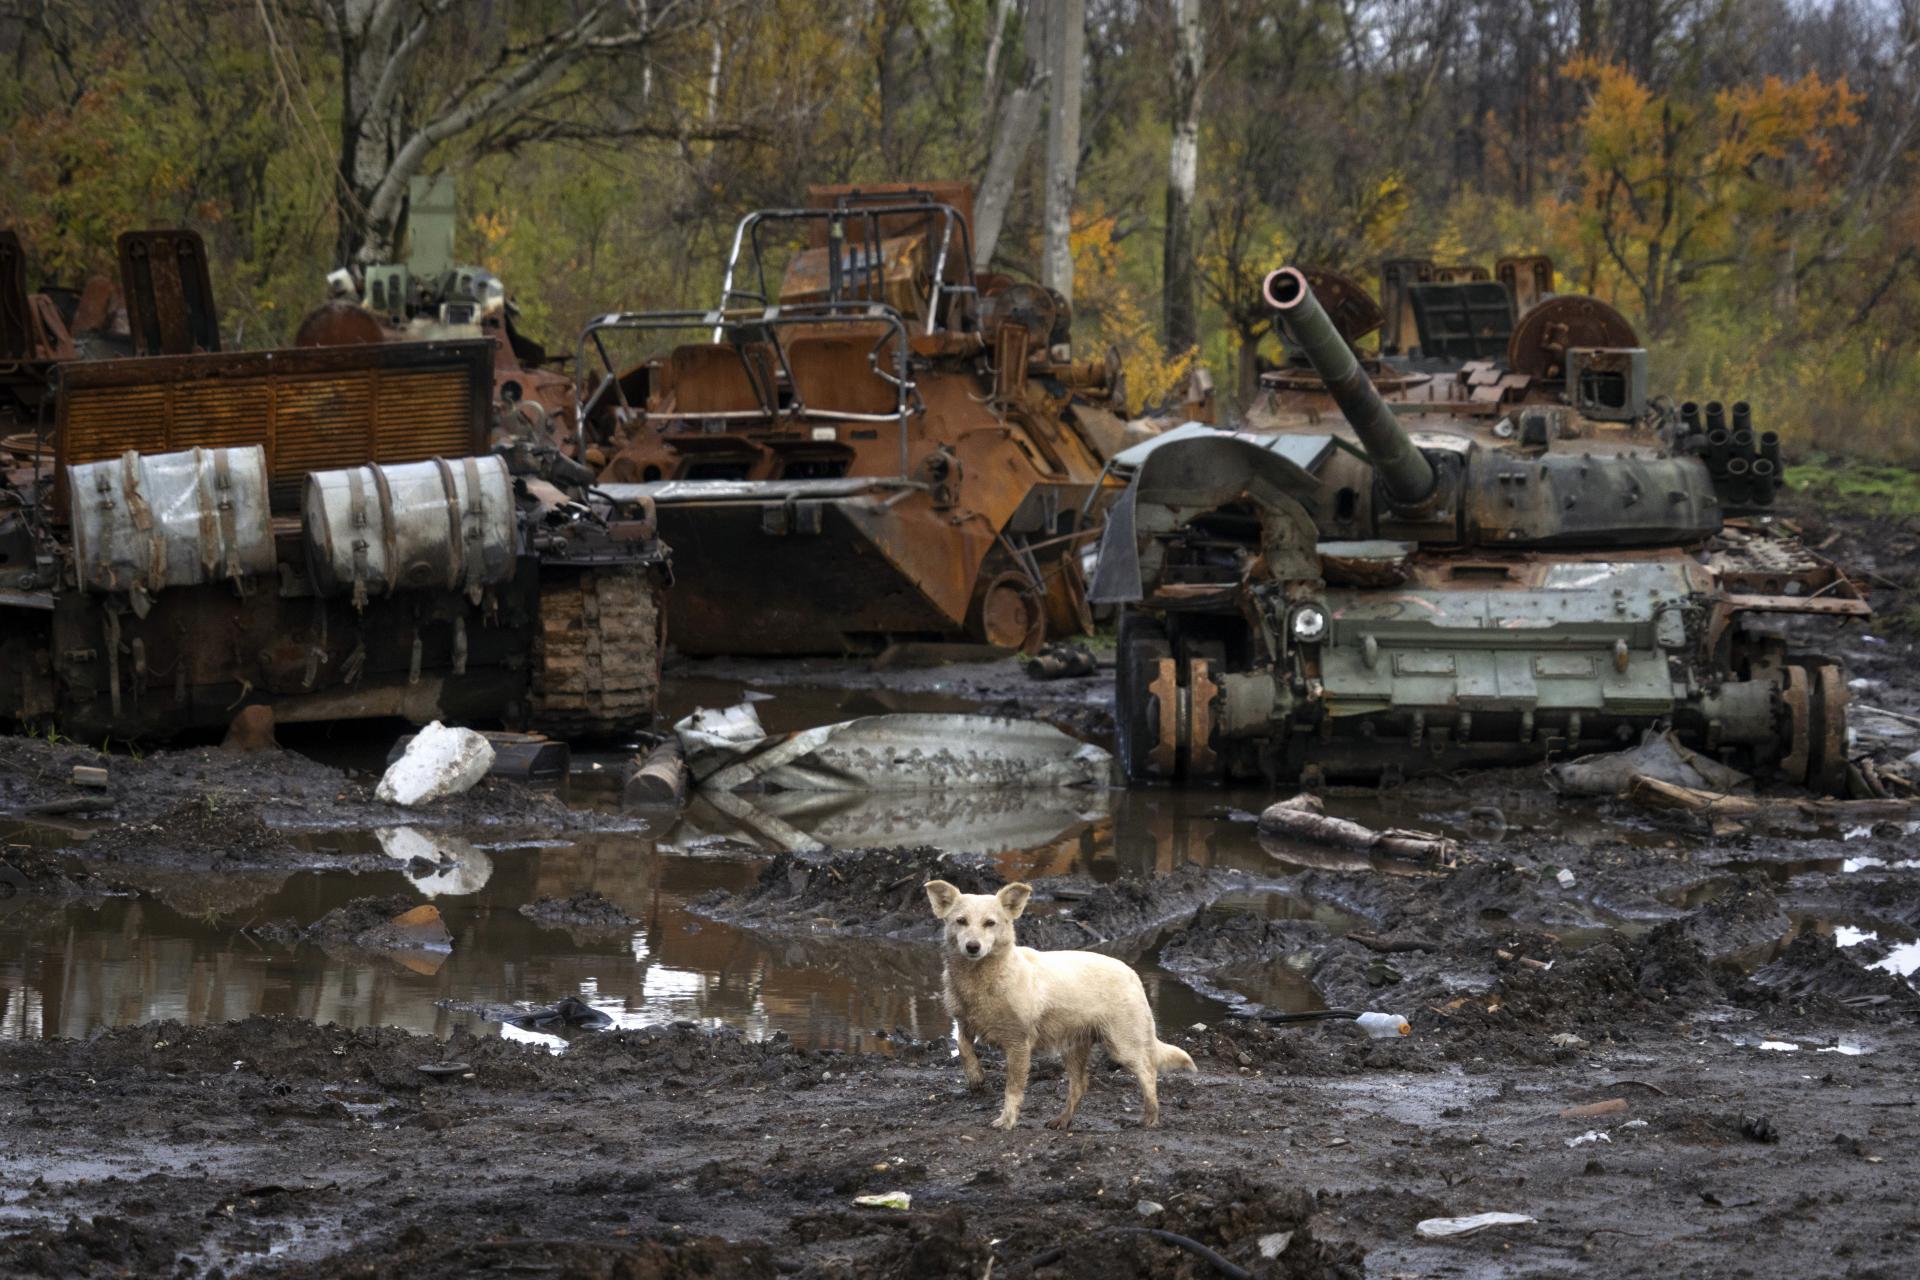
[683,707,1110,793]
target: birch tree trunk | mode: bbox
[974,1,1046,269]
[1041,0,1084,305]
[1162,0,1203,353]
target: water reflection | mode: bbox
[5,780,1512,1051]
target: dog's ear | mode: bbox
[924,880,961,918]
[996,882,1033,919]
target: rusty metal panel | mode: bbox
[53,340,491,516]
[785,333,900,416]
[779,234,929,314]
[117,229,220,355]
[667,343,776,415]
[804,182,976,258]
[1496,255,1555,315]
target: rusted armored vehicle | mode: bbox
[580,182,1125,655]
[294,176,578,454]
[1094,260,1866,791]
[0,228,667,740]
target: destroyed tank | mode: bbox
[0,226,668,740]
[1093,262,1867,792]
[581,182,1125,655]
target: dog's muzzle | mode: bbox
[964,941,982,956]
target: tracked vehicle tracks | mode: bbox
[530,567,664,738]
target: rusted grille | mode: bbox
[54,340,491,516]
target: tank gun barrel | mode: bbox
[1264,266,1435,504]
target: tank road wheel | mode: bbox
[1807,661,1851,797]
[1779,661,1851,796]
[1116,610,1174,784]
[530,567,664,739]
[969,570,1048,654]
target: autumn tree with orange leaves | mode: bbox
[1568,55,1860,335]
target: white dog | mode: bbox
[925,879,1196,1130]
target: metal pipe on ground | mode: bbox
[623,737,689,811]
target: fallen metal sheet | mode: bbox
[669,787,1110,856]
[676,705,1111,793]
[1548,729,1752,797]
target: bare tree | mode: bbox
[312,0,697,267]
[1161,0,1203,353]
[975,0,1046,268]
[1041,0,1084,304]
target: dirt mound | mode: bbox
[1678,875,1793,960]
[1286,857,1606,940]
[263,1226,776,1280]
[81,796,302,870]
[789,1207,992,1279]
[0,1015,555,1092]
[252,895,451,953]
[520,891,640,934]
[0,731,643,841]
[697,846,1241,952]
[1160,910,1328,975]
[1439,927,1723,1048]
[0,1213,195,1279]
[1023,865,1235,950]
[0,845,121,899]
[990,1171,1363,1280]
[699,846,1001,938]
[1745,931,1920,1014]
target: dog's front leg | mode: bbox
[953,1019,987,1091]
[991,1038,1032,1130]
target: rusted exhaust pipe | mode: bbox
[1264,266,1436,505]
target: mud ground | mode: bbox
[4,508,1920,1277]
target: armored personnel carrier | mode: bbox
[1093,263,1866,792]
[582,182,1125,655]
[0,227,667,740]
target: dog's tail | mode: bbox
[1153,1040,1196,1074]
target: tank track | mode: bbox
[530,567,664,738]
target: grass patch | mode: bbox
[1784,453,1920,519]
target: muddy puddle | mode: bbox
[6,668,1914,1067]
[0,763,1784,1054]
[3,780,1290,1052]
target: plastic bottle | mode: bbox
[1355,1012,1412,1038]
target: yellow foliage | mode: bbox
[1069,210,1195,413]
[1564,56,1861,328]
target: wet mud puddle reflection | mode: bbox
[10,709,1843,1052]
[3,782,1325,1050]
